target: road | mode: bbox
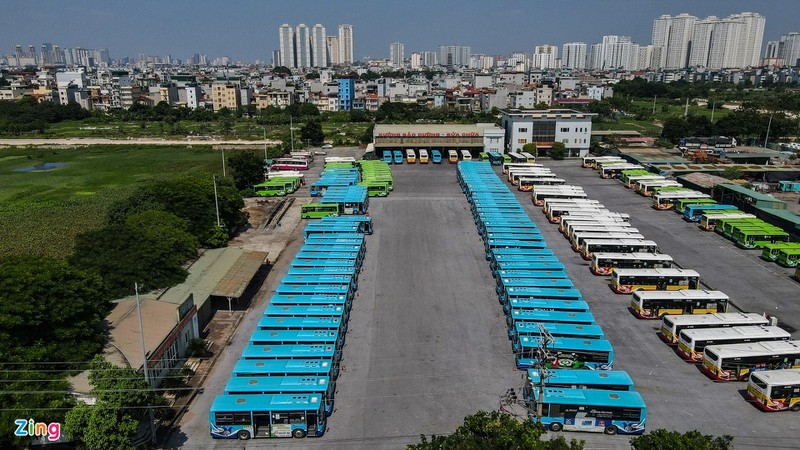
[167,159,799,450]
[0,137,282,146]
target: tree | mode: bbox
[408,411,584,450]
[534,102,551,110]
[661,117,690,143]
[721,166,744,180]
[522,143,538,156]
[301,119,325,146]
[549,142,566,160]
[227,151,265,191]
[630,429,733,450]
[65,356,167,450]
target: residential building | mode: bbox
[211,80,241,110]
[254,89,294,109]
[339,24,354,65]
[562,42,587,69]
[778,32,800,66]
[311,24,327,68]
[533,45,558,69]
[410,52,422,69]
[390,42,404,67]
[338,77,355,111]
[185,83,202,109]
[438,45,471,67]
[501,108,594,157]
[278,23,295,68]
[295,24,311,68]
[326,36,340,65]
[591,35,638,70]
[689,17,717,67]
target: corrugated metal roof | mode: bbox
[719,183,787,204]
[212,250,269,299]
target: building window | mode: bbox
[560,127,569,132]
[517,139,527,144]
[518,127,528,133]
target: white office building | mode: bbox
[501,109,594,157]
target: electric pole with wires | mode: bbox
[534,323,555,424]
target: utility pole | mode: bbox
[264,128,268,162]
[711,101,716,122]
[534,324,554,424]
[684,98,689,118]
[290,116,295,152]
[764,114,773,149]
[221,148,226,177]
[652,95,657,115]
[135,283,156,444]
[212,175,221,227]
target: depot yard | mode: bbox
[185,157,798,450]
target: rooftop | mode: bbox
[502,108,595,119]
[718,183,788,204]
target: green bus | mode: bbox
[479,152,490,162]
[675,198,716,214]
[301,203,342,219]
[776,247,800,267]
[731,228,790,249]
[760,242,800,262]
[358,181,390,197]
[255,177,300,197]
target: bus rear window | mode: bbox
[663,317,674,328]
[704,349,718,361]
[749,374,767,389]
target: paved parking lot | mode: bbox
[173,159,798,450]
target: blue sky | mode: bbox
[1,0,797,62]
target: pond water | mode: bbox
[14,162,67,172]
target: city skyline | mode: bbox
[1,0,799,62]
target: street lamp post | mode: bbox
[764,114,773,149]
[135,283,156,444]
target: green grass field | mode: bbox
[593,118,664,137]
[0,145,223,259]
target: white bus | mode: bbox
[659,312,769,345]
[580,239,658,261]
[611,268,700,294]
[502,162,543,174]
[271,158,310,171]
[324,156,356,164]
[519,177,566,191]
[571,232,645,252]
[622,174,664,189]
[509,169,555,185]
[700,212,756,232]
[678,326,791,362]
[290,151,314,162]
[418,149,429,164]
[635,179,682,196]
[548,207,612,224]
[591,252,673,276]
[582,155,625,168]
[519,151,536,163]
[460,150,472,161]
[746,369,800,412]
[600,164,644,179]
[405,149,416,164]
[567,225,638,244]
[560,215,631,235]
[653,192,711,211]
[533,190,588,206]
[701,340,800,381]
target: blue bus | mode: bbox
[300,242,364,254]
[290,258,358,269]
[282,274,357,291]
[497,278,575,302]
[303,237,365,248]
[274,283,352,299]
[511,322,605,341]
[507,309,596,330]
[258,315,345,335]
[516,336,614,370]
[530,388,646,435]
[383,151,393,164]
[232,359,335,379]
[492,260,564,277]
[495,268,568,279]
[526,369,633,391]
[431,149,442,164]
[321,215,374,234]
[295,250,362,261]
[485,239,549,260]
[286,266,357,278]
[303,225,364,239]
[503,287,583,310]
[488,152,504,165]
[264,304,347,321]
[392,150,404,164]
[249,329,342,348]
[268,294,350,311]
[209,393,326,439]
[241,344,340,364]
[682,204,739,222]
[224,376,335,416]
[506,298,591,314]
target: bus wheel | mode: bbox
[549,422,562,432]
[237,430,251,440]
[604,425,618,435]
[791,403,800,412]
[292,429,307,439]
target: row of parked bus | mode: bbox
[457,160,647,436]
[209,215,374,440]
[302,160,393,219]
[577,160,800,407]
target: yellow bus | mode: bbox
[448,150,459,164]
[405,149,416,164]
[746,369,800,412]
[678,326,791,363]
[701,340,800,381]
[418,149,429,164]
[460,150,472,161]
[610,268,700,294]
[630,289,726,319]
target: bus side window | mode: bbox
[289,412,306,424]
[272,413,289,425]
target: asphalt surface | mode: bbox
[169,158,799,450]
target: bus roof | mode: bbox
[749,369,800,384]
[264,304,346,317]
[528,369,632,387]
[258,315,342,329]
[705,340,800,358]
[593,252,673,262]
[516,322,604,337]
[232,358,333,376]
[211,393,322,412]
[225,376,329,394]
[250,329,339,344]
[613,268,699,277]
[508,298,590,311]
[510,309,595,323]
[532,388,645,408]
[662,312,767,326]
[519,336,613,352]
[680,326,790,342]
[241,343,336,359]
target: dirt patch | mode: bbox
[241,197,282,228]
